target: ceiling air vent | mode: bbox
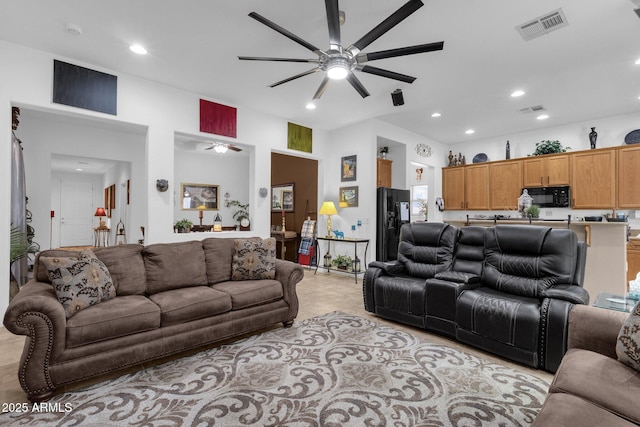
[519,105,546,114]
[516,8,569,41]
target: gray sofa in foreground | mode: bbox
[3,237,303,401]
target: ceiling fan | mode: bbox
[204,142,242,153]
[238,0,444,100]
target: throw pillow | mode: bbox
[232,238,276,281]
[616,300,640,371]
[41,250,116,318]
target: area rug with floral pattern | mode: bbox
[2,311,550,426]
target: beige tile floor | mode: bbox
[0,268,552,404]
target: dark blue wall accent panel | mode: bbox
[53,60,117,115]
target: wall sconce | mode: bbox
[224,192,231,208]
[156,179,169,192]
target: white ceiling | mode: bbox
[3,0,640,145]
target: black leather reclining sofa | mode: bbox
[363,222,588,372]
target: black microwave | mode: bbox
[523,186,571,208]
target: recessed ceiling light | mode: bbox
[75,168,83,171]
[305,102,316,110]
[129,44,147,55]
[465,129,475,135]
[537,114,549,120]
[511,90,525,97]
[431,112,442,118]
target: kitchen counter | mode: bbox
[445,219,628,299]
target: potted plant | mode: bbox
[10,225,28,300]
[418,199,428,221]
[174,218,193,233]
[332,254,353,271]
[530,140,571,156]
[378,146,389,159]
[229,200,250,230]
[526,204,541,219]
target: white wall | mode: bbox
[173,148,250,228]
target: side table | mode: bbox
[593,292,638,313]
[94,227,110,247]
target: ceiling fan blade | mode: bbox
[348,0,423,53]
[325,0,341,48]
[228,145,242,152]
[204,145,214,150]
[249,12,322,54]
[312,76,331,100]
[238,56,320,63]
[346,73,370,98]
[359,65,416,83]
[269,68,321,87]
[358,41,444,62]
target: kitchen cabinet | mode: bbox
[628,239,640,287]
[617,145,640,208]
[376,158,392,188]
[465,164,490,210]
[490,161,523,209]
[570,149,616,209]
[522,154,569,187]
[442,166,465,210]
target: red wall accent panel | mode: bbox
[199,99,237,138]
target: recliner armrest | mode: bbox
[540,284,589,305]
[368,260,405,276]
[433,270,481,284]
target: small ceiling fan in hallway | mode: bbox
[238,0,444,99]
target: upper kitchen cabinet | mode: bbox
[522,154,569,187]
[376,158,392,188]
[442,166,465,210]
[617,145,640,208]
[464,164,490,210]
[490,160,523,209]
[570,149,616,209]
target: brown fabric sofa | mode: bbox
[3,238,304,402]
[533,305,640,426]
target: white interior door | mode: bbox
[60,180,94,247]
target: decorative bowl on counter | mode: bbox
[605,214,628,222]
[584,216,603,222]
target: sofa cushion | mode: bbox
[231,238,276,281]
[203,237,261,285]
[41,250,116,318]
[551,348,640,424]
[35,249,81,282]
[533,392,638,427]
[66,295,160,348]
[616,300,640,371]
[212,280,283,310]
[144,241,208,294]
[148,286,232,327]
[93,244,146,295]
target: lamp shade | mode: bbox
[94,207,107,217]
[319,201,338,215]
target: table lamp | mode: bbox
[94,207,107,229]
[319,201,338,237]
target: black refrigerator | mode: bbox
[376,187,411,261]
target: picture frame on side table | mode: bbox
[181,183,219,210]
[339,186,358,207]
[341,155,357,182]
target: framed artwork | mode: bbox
[181,183,219,210]
[104,184,116,218]
[287,122,312,153]
[341,155,357,182]
[271,183,295,212]
[339,186,359,208]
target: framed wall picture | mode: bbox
[341,155,357,182]
[339,186,358,208]
[181,183,219,210]
[272,183,295,212]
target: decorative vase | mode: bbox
[506,141,511,159]
[589,127,598,149]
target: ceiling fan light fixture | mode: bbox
[214,144,228,153]
[327,62,349,80]
[305,102,317,110]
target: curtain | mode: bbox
[11,131,27,286]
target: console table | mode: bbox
[315,237,369,283]
[94,227,110,247]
